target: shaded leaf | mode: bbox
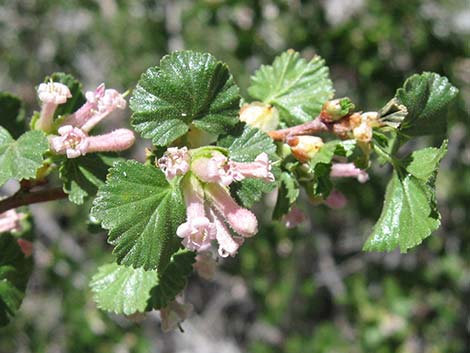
[0,92,25,139]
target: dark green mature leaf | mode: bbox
[147,250,195,310]
[0,92,25,139]
[46,72,86,118]
[130,51,240,146]
[219,125,278,207]
[0,128,48,186]
[91,160,186,270]
[396,72,458,137]
[364,141,447,253]
[248,50,334,126]
[273,172,300,219]
[90,262,158,315]
[0,235,33,326]
[59,154,119,205]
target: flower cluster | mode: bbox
[157,147,274,257]
[36,82,135,158]
[350,112,380,143]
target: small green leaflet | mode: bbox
[147,250,195,310]
[90,250,195,315]
[0,92,25,139]
[273,172,299,219]
[0,235,33,326]
[90,262,158,315]
[91,160,185,271]
[219,124,278,207]
[130,51,240,146]
[0,127,49,186]
[248,50,334,126]
[364,141,448,253]
[396,72,458,138]
[59,153,119,205]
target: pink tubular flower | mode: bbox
[176,176,216,252]
[157,147,191,181]
[230,152,274,182]
[62,83,126,132]
[192,151,274,185]
[160,298,193,332]
[0,209,24,234]
[86,129,135,153]
[330,163,369,183]
[193,251,217,280]
[36,82,72,132]
[324,190,348,209]
[204,183,258,238]
[49,125,89,158]
[208,207,244,257]
[282,206,306,229]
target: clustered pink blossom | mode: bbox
[36,82,135,158]
[330,163,369,183]
[158,149,274,257]
[0,209,24,234]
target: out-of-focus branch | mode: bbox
[0,187,67,214]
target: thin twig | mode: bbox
[0,187,67,214]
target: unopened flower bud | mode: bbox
[239,102,279,132]
[287,135,324,162]
[353,122,373,143]
[330,163,369,183]
[320,98,355,123]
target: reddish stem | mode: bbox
[0,187,67,214]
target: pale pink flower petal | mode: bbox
[330,163,369,183]
[63,83,106,128]
[0,210,24,234]
[282,206,306,228]
[191,152,233,186]
[205,183,258,238]
[160,299,193,332]
[208,208,244,257]
[49,125,89,158]
[193,251,216,280]
[157,147,190,180]
[37,82,71,104]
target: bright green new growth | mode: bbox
[0,127,49,186]
[130,51,240,146]
[248,50,334,126]
[90,160,186,271]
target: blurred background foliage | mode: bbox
[0,0,469,352]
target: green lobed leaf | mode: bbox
[248,50,334,126]
[91,160,186,271]
[396,72,458,137]
[147,249,195,310]
[219,124,279,207]
[90,262,158,315]
[130,51,240,146]
[59,153,120,205]
[364,141,447,253]
[0,92,25,139]
[0,128,49,186]
[273,172,300,219]
[0,235,33,326]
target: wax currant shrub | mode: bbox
[0,50,458,330]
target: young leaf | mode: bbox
[147,249,195,310]
[91,160,185,271]
[396,72,458,137]
[59,154,119,205]
[130,51,240,146]
[0,235,33,326]
[90,262,158,315]
[248,50,334,126]
[364,141,447,252]
[273,172,300,219]
[0,92,25,139]
[0,128,49,186]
